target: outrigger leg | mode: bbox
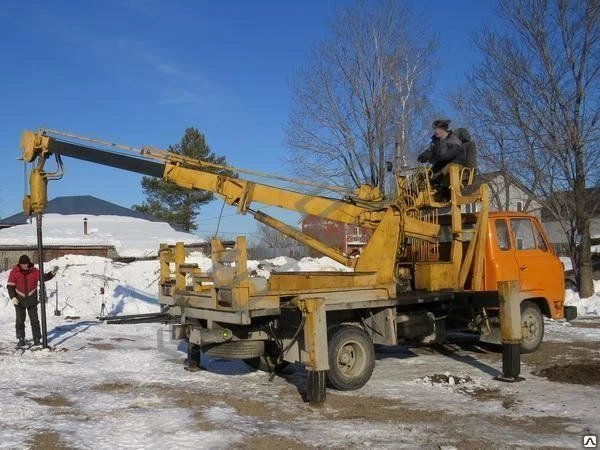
[299,298,329,405]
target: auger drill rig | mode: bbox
[20,129,573,404]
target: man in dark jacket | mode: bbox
[7,255,58,347]
[418,119,466,172]
[417,119,472,200]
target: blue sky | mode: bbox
[0,0,496,240]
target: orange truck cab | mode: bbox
[477,212,577,352]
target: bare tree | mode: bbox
[257,223,297,249]
[452,0,600,297]
[285,0,437,195]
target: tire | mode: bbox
[520,301,544,354]
[203,340,264,359]
[326,326,375,391]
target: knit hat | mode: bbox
[18,255,31,265]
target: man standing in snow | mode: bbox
[7,255,58,347]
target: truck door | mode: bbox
[509,217,563,302]
[489,218,520,286]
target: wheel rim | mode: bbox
[336,340,366,377]
[522,311,540,343]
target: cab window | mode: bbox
[495,219,511,250]
[510,218,536,250]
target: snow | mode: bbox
[248,255,349,278]
[0,214,599,447]
[0,251,352,449]
[0,214,202,258]
[559,256,572,271]
[565,280,600,316]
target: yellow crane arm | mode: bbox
[162,163,382,228]
[20,129,438,242]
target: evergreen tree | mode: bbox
[132,127,227,232]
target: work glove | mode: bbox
[11,297,19,306]
[52,266,59,274]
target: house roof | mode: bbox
[0,195,163,226]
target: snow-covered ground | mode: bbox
[0,253,349,449]
[0,253,598,448]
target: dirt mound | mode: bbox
[534,362,600,385]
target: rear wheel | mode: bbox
[326,326,375,391]
[520,301,544,354]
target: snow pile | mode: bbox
[0,253,349,319]
[248,255,349,278]
[0,255,161,319]
[564,279,600,316]
[0,214,202,258]
[559,256,572,271]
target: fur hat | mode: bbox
[18,255,31,265]
[432,119,451,130]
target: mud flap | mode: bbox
[564,305,577,321]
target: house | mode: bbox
[538,187,600,255]
[301,216,372,257]
[0,195,202,269]
[463,171,542,216]
[0,195,164,229]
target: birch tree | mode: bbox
[285,0,436,195]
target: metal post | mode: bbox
[300,298,328,405]
[496,280,524,382]
[36,212,48,349]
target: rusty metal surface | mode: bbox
[498,280,523,344]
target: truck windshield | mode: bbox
[511,218,536,250]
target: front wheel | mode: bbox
[326,326,375,391]
[520,301,544,354]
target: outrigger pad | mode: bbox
[306,370,327,405]
[495,343,525,382]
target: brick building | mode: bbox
[301,216,372,257]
